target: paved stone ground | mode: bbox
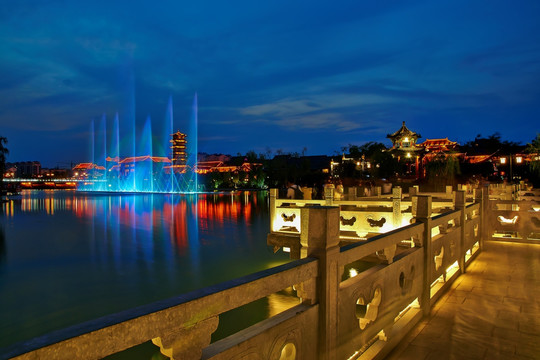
[386,240,540,360]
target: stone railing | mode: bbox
[2,191,484,360]
[486,193,540,244]
[2,258,320,360]
[267,186,472,257]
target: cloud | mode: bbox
[241,93,395,116]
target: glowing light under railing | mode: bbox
[431,275,444,288]
[394,298,420,322]
[445,260,459,278]
[283,247,291,253]
[349,268,358,278]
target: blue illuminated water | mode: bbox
[0,190,289,356]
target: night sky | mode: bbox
[1,0,539,167]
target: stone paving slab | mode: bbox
[386,241,540,360]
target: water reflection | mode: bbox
[0,225,5,263]
[0,190,288,351]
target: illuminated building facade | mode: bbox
[418,138,458,153]
[72,163,105,178]
[387,121,421,152]
[170,131,187,165]
[387,121,423,177]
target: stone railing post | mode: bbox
[454,190,466,274]
[152,317,219,360]
[481,185,490,247]
[375,186,382,198]
[392,187,402,228]
[445,185,453,198]
[324,186,334,206]
[415,195,432,317]
[300,206,340,360]
[474,187,485,251]
[409,185,419,197]
[346,186,357,201]
[269,188,277,233]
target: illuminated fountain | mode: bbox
[81,94,198,193]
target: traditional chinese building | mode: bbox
[417,138,458,153]
[170,131,187,165]
[72,162,105,178]
[387,121,422,152]
[387,121,423,177]
[386,122,463,179]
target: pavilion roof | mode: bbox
[72,162,104,170]
[418,138,457,146]
[387,121,421,141]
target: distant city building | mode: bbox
[5,161,41,178]
[40,168,70,178]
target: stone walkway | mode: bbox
[386,241,540,360]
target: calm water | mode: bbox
[0,190,290,355]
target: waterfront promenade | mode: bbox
[387,240,540,360]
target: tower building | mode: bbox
[170,131,187,165]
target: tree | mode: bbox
[526,134,540,186]
[0,136,8,190]
[425,153,461,188]
[461,133,523,155]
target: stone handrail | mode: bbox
[269,187,466,243]
[486,197,540,243]
[3,258,318,360]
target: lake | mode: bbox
[0,190,291,358]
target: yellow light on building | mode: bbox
[500,157,506,164]
[406,152,411,158]
[516,156,522,164]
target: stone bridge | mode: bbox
[1,185,538,360]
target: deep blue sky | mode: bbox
[1,0,539,167]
